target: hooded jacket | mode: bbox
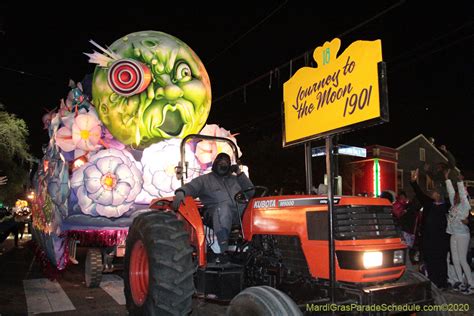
[178,170,254,208]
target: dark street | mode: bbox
[0,233,227,315]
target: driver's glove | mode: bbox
[172,190,186,210]
[230,164,241,175]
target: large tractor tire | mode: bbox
[85,248,103,288]
[124,211,195,316]
[226,286,302,316]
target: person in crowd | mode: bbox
[393,191,409,220]
[387,191,419,262]
[399,198,422,263]
[172,153,254,263]
[423,145,457,198]
[0,207,19,248]
[445,170,473,295]
[410,168,450,289]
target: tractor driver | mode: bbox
[172,153,254,256]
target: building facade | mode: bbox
[396,134,452,197]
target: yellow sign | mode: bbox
[283,38,387,146]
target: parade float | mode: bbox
[32,31,244,286]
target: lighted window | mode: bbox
[419,148,425,161]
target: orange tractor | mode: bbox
[123,135,446,315]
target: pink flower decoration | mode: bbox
[72,114,102,151]
[55,126,75,152]
[55,112,103,153]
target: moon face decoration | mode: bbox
[91,31,212,147]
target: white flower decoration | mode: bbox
[71,148,143,217]
[136,139,200,203]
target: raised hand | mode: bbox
[444,168,451,180]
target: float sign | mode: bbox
[283,38,388,146]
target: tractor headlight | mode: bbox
[393,250,404,265]
[363,251,383,269]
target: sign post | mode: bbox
[283,38,388,303]
[304,142,313,194]
[325,135,336,301]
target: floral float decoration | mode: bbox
[136,139,200,203]
[31,31,248,272]
[71,148,143,218]
[55,108,102,155]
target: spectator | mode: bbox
[445,170,473,295]
[399,199,422,263]
[0,207,19,247]
[423,145,457,198]
[393,191,409,220]
[410,168,450,289]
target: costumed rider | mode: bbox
[172,153,254,261]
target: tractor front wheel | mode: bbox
[124,211,194,315]
[227,286,302,316]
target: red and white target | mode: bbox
[107,59,152,96]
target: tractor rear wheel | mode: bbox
[226,286,302,316]
[85,248,103,288]
[124,211,194,316]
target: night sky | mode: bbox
[0,1,473,178]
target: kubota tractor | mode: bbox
[123,136,447,315]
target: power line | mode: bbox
[337,0,406,38]
[0,65,64,84]
[213,0,406,104]
[388,20,473,65]
[388,33,474,72]
[207,1,288,65]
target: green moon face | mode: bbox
[92,31,212,147]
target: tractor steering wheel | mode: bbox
[234,186,269,204]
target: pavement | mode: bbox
[405,258,474,314]
[0,233,226,316]
[0,230,473,315]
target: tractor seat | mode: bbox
[200,206,242,233]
